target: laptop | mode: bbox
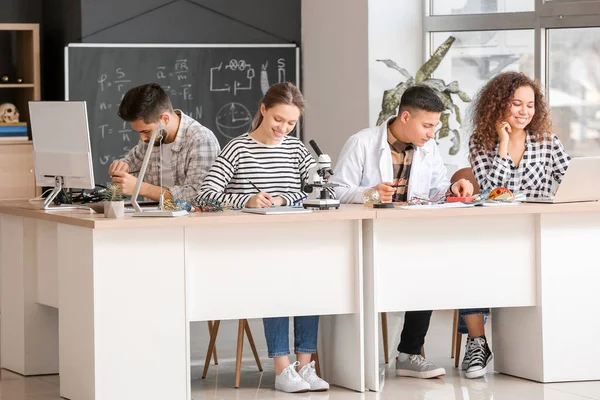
[523,156,600,204]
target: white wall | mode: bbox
[368,0,424,127]
[301,0,370,163]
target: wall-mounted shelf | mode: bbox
[0,84,36,88]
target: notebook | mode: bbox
[241,206,313,215]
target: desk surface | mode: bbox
[1,201,599,229]
[375,201,600,219]
[0,202,376,229]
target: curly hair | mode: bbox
[469,72,552,160]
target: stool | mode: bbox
[202,319,263,388]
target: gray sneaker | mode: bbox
[395,354,446,379]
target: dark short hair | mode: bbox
[118,83,173,123]
[398,85,445,114]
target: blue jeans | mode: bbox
[458,308,490,335]
[263,316,319,357]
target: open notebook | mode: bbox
[241,206,313,215]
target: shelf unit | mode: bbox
[0,23,40,200]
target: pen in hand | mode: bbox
[246,179,261,193]
[390,178,406,188]
[247,179,274,207]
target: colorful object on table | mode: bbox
[488,187,514,201]
[195,198,225,212]
[488,188,512,200]
[162,199,182,211]
[446,196,475,203]
[174,198,192,212]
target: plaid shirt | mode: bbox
[121,110,220,203]
[387,127,414,202]
[470,133,571,198]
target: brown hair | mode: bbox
[469,72,552,160]
[118,83,173,123]
[251,82,305,131]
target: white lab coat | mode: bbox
[331,117,451,204]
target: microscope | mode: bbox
[302,140,341,210]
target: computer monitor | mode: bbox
[29,101,95,210]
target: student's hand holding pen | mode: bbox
[246,192,274,208]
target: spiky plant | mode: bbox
[376,36,471,155]
[104,184,124,202]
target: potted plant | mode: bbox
[376,36,471,155]
[103,184,125,218]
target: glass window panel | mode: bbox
[430,31,534,161]
[549,28,600,157]
[432,0,534,15]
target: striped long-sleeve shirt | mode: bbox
[195,134,318,209]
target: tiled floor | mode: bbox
[3,362,600,400]
[3,309,600,399]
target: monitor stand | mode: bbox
[40,176,90,211]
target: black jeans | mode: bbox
[396,310,432,355]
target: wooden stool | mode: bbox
[451,310,461,366]
[202,319,263,388]
[311,352,322,376]
[207,321,219,365]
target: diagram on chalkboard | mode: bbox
[261,62,270,96]
[210,59,259,96]
[215,102,252,138]
[278,58,286,83]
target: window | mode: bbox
[431,0,534,15]
[433,30,534,103]
[425,0,600,158]
[548,28,600,156]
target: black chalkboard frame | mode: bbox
[65,43,300,187]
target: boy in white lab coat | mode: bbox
[331,85,473,379]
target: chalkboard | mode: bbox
[65,44,299,186]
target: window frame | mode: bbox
[424,0,600,91]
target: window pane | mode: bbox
[432,0,534,15]
[549,28,600,157]
[430,31,534,161]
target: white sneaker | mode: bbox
[275,361,310,393]
[298,361,330,391]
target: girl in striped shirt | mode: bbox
[196,82,317,210]
[196,82,329,393]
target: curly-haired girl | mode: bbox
[459,72,571,380]
[469,71,570,198]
